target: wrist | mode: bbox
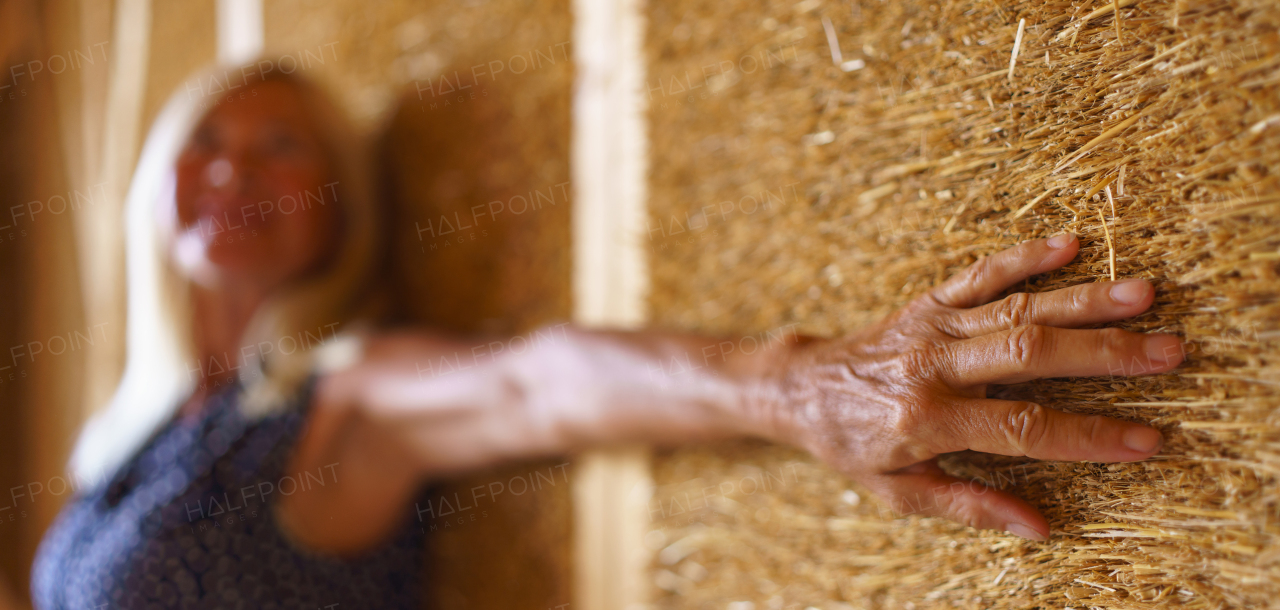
[735,332,812,446]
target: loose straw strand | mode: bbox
[1113,0,1123,44]
[1098,206,1116,281]
[1009,18,1027,82]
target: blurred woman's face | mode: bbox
[170,80,340,291]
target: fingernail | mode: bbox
[1109,279,1149,305]
[1006,522,1048,541]
[1046,233,1075,249]
[1124,426,1164,454]
[1144,334,1184,364]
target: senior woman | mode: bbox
[32,65,1180,608]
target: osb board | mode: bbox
[646,0,1279,608]
[266,1,574,608]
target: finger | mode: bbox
[930,234,1078,309]
[931,398,1163,461]
[934,325,1184,386]
[868,462,1049,541]
[943,279,1155,338]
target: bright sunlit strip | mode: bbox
[217,0,263,65]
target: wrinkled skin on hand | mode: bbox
[776,234,1182,540]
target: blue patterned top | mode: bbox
[31,378,427,609]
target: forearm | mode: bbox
[277,324,805,554]
[355,324,804,477]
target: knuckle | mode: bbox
[1096,327,1130,357]
[907,293,941,315]
[1082,414,1109,448]
[995,292,1034,329]
[930,316,966,341]
[918,481,982,528]
[899,349,939,380]
[922,289,950,310]
[1003,402,1050,454]
[888,400,928,438]
[1006,324,1048,368]
[948,496,985,530]
[967,256,995,286]
[1068,287,1089,313]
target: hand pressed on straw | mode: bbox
[773,233,1181,541]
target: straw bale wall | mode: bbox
[645,0,1280,607]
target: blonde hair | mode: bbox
[70,62,381,483]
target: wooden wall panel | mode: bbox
[265,1,575,607]
[143,0,215,129]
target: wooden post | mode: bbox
[570,0,652,606]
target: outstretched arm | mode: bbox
[277,233,1182,554]
[277,321,801,553]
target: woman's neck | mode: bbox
[185,282,271,408]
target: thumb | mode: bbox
[867,461,1049,541]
